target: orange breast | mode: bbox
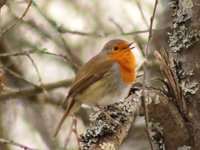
[108,50,136,84]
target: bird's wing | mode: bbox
[62,54,113,109]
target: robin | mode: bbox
[54,39,136,137]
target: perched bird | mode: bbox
[54,39,136,137]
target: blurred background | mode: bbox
[0,0,170,149]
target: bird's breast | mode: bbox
[76,63,131,106]
[108,50,136,84]
[95,63,131,106]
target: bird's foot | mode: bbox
[96,105,122,128]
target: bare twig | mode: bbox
[121,28,164,36]
[0,49,75,65]
[0,48,81,76]
[41,51,71,61]
[135,1,149,28]
[26,54,49,98]
[0,0,33,35]
[142,0,158,150]
[31,1,83,71]
[58,27,108,37]
[58,28,153,37]
[0,68,3,93]
[0,78,73,100]
[64,118,74,149]
[109,18,124,34]
[0,49,40,57]
[59,34,82,70]
[1,66,38,87]
[72,115,81,150]
[0,138,37,150]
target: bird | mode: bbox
[54,39,136,137]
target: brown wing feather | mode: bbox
[62,53,113,109]
[55,53,113,137]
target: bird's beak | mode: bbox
[126,42,134,50]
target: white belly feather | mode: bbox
[77,63,132,107]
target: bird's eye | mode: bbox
[113,46,119,51]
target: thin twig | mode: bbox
[26,54,49,98]
[109,18,124,34]
[0,49,40,57]
[0,0,33,35]
[1,66,38,87]
[142,0,158,150]
[59,28,153,37]
[9,9,161,38]
[0,49,72,63]
[0,49,53,97]
[59,34,82,70]
[0,138,38,150]
[0,7,81,70]
[64,117,74,149]
[0,48,80,75]
[136,1,149,28]
[0,48,81,73]
[58,27,108,37]
[0,68,3,94]
[72,115,81,150]
[31,1,83,71]
[0,78,73,100]
[41,51,70,60]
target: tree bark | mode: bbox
[168,0,200,148]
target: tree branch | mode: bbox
[80,86,142,150]
[0,138,37,150]
[147,90,190,149]
[0,78,73,100]
[58,27,157,37]
[0,0,33,35]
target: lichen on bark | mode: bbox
[80,89,141,150]
[172,59,198,97]
[168,0,200,52]
[168,0,199,96]
[150,121,165,150]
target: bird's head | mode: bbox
[101,39,134,62]
[102,39,136,84]
[102,39,134,54]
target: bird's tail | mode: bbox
[54,98,80,137]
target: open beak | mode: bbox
[127,41,134,50]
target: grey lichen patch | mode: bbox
[172,59,187,81]
[181,81,198,97]
[168,0,200,52]
[169,0,179,9]
[99,143,115,150]
[181,0,193,9]
[80,89,141,150]
[178,145,192,150]
[150,121,165,150]
[172,59,198,98]
[147,93,161,105]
